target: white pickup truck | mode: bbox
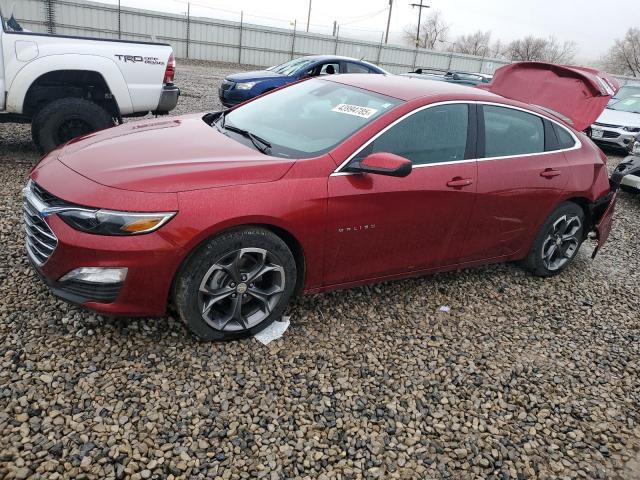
[0,8,179,153]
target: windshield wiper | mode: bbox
[224,124,272,154]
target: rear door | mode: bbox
[324,103,478,286]
[459,104,570,262]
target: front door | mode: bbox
[324,103,478,286]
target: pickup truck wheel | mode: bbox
[174,228,297,341]
[524,202,585,277]
[32,98,115,154]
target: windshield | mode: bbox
[614,85,640,100]
[268,58,315,76]
[609,97,640,114]
[222,79,402,158]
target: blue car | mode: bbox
[219,55,387,107]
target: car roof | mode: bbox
[301,55,368,62]
[324,73,502,102]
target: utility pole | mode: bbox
[384,0,393,44]
[410,1,430,48]
[306,0,312,32]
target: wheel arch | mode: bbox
[563,196,595,235]
[23,70,121,119]
[169,222,307,309]
[6,55,133,115]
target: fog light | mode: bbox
[59,267,128,284]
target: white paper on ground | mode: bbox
[438,305,451,313]
[254,316,290,345]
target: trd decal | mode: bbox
[115,55,165,65]
[338,224,376,233]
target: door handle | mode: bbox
[446,177,474,188]
[540,168,561,178]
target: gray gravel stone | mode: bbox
[1,59,639,480]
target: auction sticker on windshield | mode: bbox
[332,104,378,118]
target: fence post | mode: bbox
[185,2,190,59]
[377,32,383,64]
[334,25,339,55]
[238,11,243,65]
[290,20,296,60]
[447,52,454,71]
[117,0,121,39]
[412,46,418,70]
[479,57,485,74]
[44,0,55,34]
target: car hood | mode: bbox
[596,108,640,128]
[57,114,296,193]
[226,70,288,83]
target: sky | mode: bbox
[86,0,637,62]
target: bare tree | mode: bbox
[603,28,640,77]
[506,36,576,63]
[403,10,449,49]
[453,30,492,57]
[489,40,508,60]
[543,37,578,64]
[506,36,548,61]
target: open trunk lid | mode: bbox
[479,62,619,131]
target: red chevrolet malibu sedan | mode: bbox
[25,63,618,341]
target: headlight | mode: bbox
[58,209,175,236]
[623,126,640,133]
[235,81,257,90]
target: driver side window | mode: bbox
[355,104,469,166]
[319,63,340,75]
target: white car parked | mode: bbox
[590,95,640,150]
[0,8,179,153]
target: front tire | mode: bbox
[32,98,115,154]
[524,202,585,277]
[174,228,297,341]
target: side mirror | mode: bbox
[346,152,412,177]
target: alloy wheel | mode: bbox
[198,248,285,332]
[541,214,582,271]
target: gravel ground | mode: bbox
[1,59,640,480]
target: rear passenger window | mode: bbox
[345,62,371,74]
[553,124,576,149]
[357,104,469,165]
[483,106,544,157]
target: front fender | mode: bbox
[7,54,134,114]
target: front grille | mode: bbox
[594,122,622,129]
[23,183,59,266]
[603,130,620,139]
[220,80,234,91]
[31,181,68,207]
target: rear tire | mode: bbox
[32,98,115,154]
[174,228,297,341]
[524,202,585,277]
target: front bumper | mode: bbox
[30,259,123,305]
[218,82,251,108]
[155,84,180,113]
[590,124,638,149]
[27,214,181,316]
[24,169,183,317]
